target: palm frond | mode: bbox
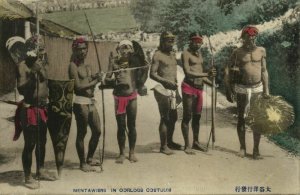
[0,0,33,20]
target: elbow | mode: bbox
[149,73,155,80]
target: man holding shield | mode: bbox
[105,40,148,164]
[224,25,270,159]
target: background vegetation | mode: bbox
[130,0,300,153]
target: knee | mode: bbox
[237,116,245,124]
[127,120,136,130]
[117,126,126,136]
[182,114,192,123]
[160,116,169,125]
[93,130,101,139]
[24,142,35,152]
[192,115,200,125]
[77,128,87,138]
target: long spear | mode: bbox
[206,36,216,150]
[84,11,106,172]
[35,1,41,186]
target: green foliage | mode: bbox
[217,0,248,15]
[158,0,224,50]
[130,0,168,32]
[270,131,300,155]
[130,0,298,48]
[244,0,296,25]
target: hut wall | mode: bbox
[45,36,117,80]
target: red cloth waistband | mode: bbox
[114,91,137,115]
[182,82,203,113]
[14,102,47,141]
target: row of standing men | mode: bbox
[13,25,269,189]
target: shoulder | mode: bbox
[152,50,162,60]
[182,49,190,56]
[233,48,242,55]
[17,61,29,72]
[69,62,77,69]
[256,46,266,55]
[153,50,161,56]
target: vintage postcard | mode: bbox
[0,0,299,194]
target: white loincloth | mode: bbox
[152,84,177,110]
[235,82,263,117]
[74,95,95,105]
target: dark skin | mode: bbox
[150,38,181,155]
[69,43,102,171]
[18,57,48,105]
[17,51,54,189]
[105,44,139,163]
[224,33,269,159]
[181,40,216,155]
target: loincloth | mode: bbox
[114,91,138,115]
[181,82,203,114]
[74,95,96,105]
[235,82,263,117]
[14,101,47,141]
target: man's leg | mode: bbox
[192,114,207,152]
[252,93,262,160]
[35,122,56,180]
[236,94,247,157]
[181,93,194,154]
[22,125,39,189]
[86,105,101,165]
[167,109,181,150]
[154,91,174,155]
[253,131,262,159]
[116,113,126,163]
[74,104,95,172]
[127,99,138,162]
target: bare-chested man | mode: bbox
[68,37,102,171]
[15,36,55,189]
[181,33,216,155]
[150,31,182,155]
[224,26,270,159]
[105,40,148,163]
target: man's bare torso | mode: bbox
[183,49,204,86]
[18,61,48,105]
[71,63,94,97]
[112,58,136,96]
[155,50,177,82]
[233,46,265,85]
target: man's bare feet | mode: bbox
[87,159,101,166]
[253,149,263,160]
[184,147,195,155]
[36,173,56,181]
[167,141,182,150]
[160,146,174,155]
[24,177,39,190]
[192,141,207,152]
[115,155,125,164]
[129,153,138,163]
[237,149,246,158]
[80,163,96,172]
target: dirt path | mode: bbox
[0,76,299,195]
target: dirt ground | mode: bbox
[0,75,299,195]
